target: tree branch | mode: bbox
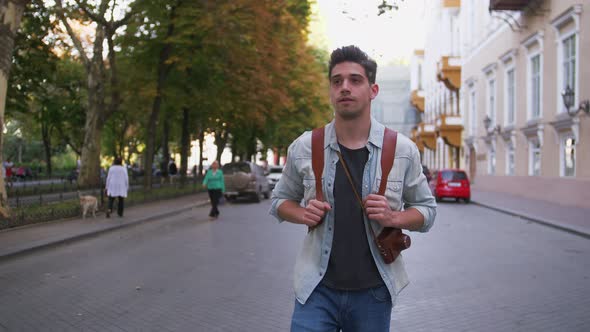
[74,0,109,26]
[54,0,91,67]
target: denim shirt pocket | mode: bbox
[375,178,403,211]
[303,178,316,204]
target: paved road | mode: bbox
[0,200,588,331]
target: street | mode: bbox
[0,200,588,331]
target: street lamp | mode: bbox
[483,115,501,134]
[561,85,590,116]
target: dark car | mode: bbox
[222,161,271,203]
[429,169,471,203]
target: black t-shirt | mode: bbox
[322,144,383,290]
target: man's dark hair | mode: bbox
[328,45,377,84]
[114,157,123,165]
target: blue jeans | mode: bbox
[291,283,392,332]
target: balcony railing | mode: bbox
[411,90,425,113]
[489,0,531,11]
[437,56,461,91]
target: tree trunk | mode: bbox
[161,116,170,178]
[0,0,28,216]
[215,129,228,164]
[143,7,177,189]
[198,127,204,176]
[41,121,52,176]
[273,147,280,166]
[78,60,106,188]
[179,107,190,183]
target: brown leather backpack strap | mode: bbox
[379,128,398,195]
[311,127,325,201]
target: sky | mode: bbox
[309,0,426,65]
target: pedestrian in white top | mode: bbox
[105,157,129,218]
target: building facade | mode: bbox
[411,0,589,208]
[411,0,463,173]
[374,65,417,137]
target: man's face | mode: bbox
[329,61,378,120]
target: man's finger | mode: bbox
[307,204,325,217]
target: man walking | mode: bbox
[270,45,436,331]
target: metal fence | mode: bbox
[6,175,202,208]
[0,176,204,230]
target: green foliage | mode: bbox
[6,0,86,173]
[8,0,332,176]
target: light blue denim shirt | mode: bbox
[269,118,436,305]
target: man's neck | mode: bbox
[334,115,371,150]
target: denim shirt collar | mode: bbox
[324,117,386,151]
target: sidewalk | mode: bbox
[0,192,211,262]
[471,188,590,239]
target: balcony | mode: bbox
[410,127,424,152]
[410,90,425,113]
[435,114,463,147]
[437,56,461,91]
[443,0,460,8]
[489,0,531,11]
[418,122,436,151]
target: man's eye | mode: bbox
[332,79,342,85]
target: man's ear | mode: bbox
[370,83,379,100]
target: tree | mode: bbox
[8,0,86,176]
[54,0,135,187]
[0,0,29,215]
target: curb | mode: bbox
[472,200,590,239]
[0,200,210,262]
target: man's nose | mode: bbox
[340,79,351,92]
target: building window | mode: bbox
[562,137,575,177]
[529,141,541,176]
[506,146,515,176]
[418,64,423,90]
[470,90,477,136]
[488,79,496,127]
[530,55,541,119]
[506,68,515,125]
[488,149,496,175]
[562,34,576,102]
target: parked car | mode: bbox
[222,161,271,203]
[267,165,283,190]
[429,169,471,203]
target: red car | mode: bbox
[429,169,471,203]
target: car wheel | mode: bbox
[263,191,270,199]
[435,195,441,202]
[464,197,471,204]
[252,188,261,203]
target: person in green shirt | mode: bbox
[202,160,225,220]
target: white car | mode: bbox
[267,165,283,190]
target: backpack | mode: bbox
[311,126,411,264]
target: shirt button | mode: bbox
[324,250,328,254]
[328,227,332,231]
[319,272,323,276]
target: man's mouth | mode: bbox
[338,97,354,102]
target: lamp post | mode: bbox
[483,115,501,134]
[561,85,590,116]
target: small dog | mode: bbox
[78,191,98,219]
